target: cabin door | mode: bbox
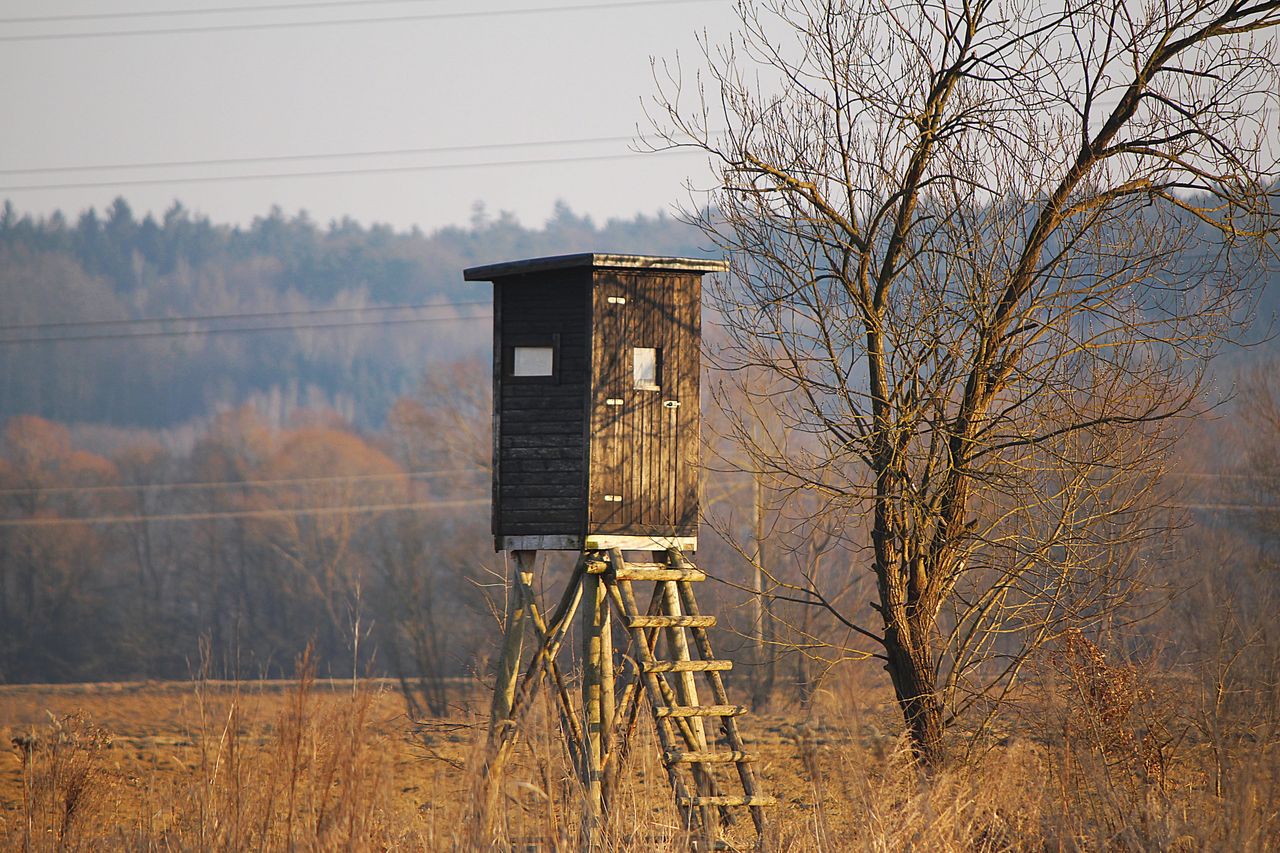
[589,272,699,537]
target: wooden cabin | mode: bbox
[464,253,727,552]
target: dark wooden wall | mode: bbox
[494,269,591,538]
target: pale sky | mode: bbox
[0,0,739,231]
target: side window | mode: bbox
[504,334,560,383]
[513,346,554,376]
[633,347,660,391]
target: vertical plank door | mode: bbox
[589,271,698,537]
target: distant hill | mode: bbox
[0,198,713,430]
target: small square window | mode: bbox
[503,334,559,383]
[513,346,554,377]
[634,347,660,390]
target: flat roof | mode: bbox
[463,252,729,281]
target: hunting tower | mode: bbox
[465,253,724,553]
[467,253,773,849]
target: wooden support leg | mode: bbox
[582,569,606,842]
[515,574,587,773]
[599,576,616,811]
[476,555,587,845]
[489,550,537,739]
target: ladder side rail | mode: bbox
[660,577,719,836]
[605,584,725,773]
[681,608,769,836]
[611,548,732,824]
[671,553,771,839]
[612,569,700,832]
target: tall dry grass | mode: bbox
[4,634,1277,851]
[7,649,426,851]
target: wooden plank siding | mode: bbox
[494,269,592,537]
[587,271,700,538]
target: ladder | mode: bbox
[595,547,774,846]
[484,546,773,850]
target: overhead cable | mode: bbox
[0,0,717,43]
[0,467,484,498]
[0,149,697,193]
[0,498,488,527]
[0,0,449,25]
[0,309,492,345]
[0,134,652,177]
[0,301,491,333]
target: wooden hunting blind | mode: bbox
[465,253,728,553]
[466,253,774,847]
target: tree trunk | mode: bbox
[882,618,947,769]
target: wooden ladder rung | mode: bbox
[665,750,754,764]
[643,660,732,672]
[679,795,777,808]
[654,704,747,718]
[614,566,707,582]
[628,615,716,628]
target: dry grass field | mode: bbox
[1,648,1277,851]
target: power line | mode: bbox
[0,467,484,498]
[0,301,491,333]
[1173,471,1280,483]
[0,308,492,345]
[4,468,1273,499]
[0,0,717,43]
[0,134,649,177]
[0,0,446,25]
[0,149,698,193]
[0,498,488,528]
[0,498,1271,528]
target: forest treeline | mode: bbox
[0,197,711,429]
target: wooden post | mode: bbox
[752,456,775,710]
[599,573,615,810]
[581,568,606,840]
[490,549,537,738]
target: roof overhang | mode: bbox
[464,253,729,281]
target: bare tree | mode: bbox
[651,0,1280,765]
[381,361,493,718]
[243,422,407,665]
[1233,359,1280,546]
